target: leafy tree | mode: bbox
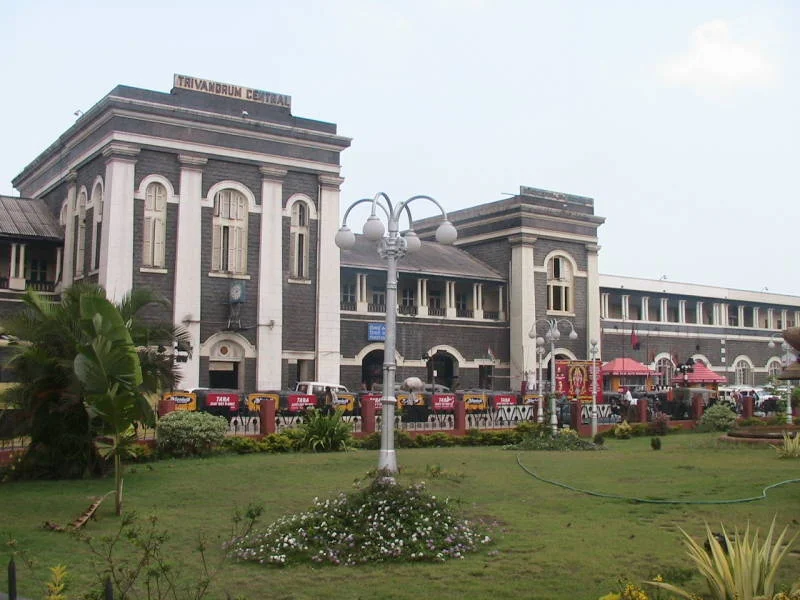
[1,284,190,481]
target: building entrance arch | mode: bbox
[361,349,383,391]
[428,349,458,390]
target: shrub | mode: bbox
[772,431,800,458]
[613,420,632,439]
[156,411,228,457]
[223,437,261,454]
[511,428,603,451]
[359,432,380,450]
[593,433,605,446]
[650,437,661,450]
[259,433,293,453]
[225,472,492,566]
[698,404,738,432]
[738,417,767,427]
[646,519,799,600]
[395,430,417,448]
[296,409,352,452]
[415,432,455,448]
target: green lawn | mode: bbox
[2,432,800,599]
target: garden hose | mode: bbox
[516,454,800,505]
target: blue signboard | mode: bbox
[368,322,386,341]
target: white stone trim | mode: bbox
[135,174,178,203]
[730,355,755,369]
[282,193,318,219]
[204,180,259,213]
[200,331,257,359]
[90,176,104,218]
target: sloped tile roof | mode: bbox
[0,196,63,242]
[341,234,504,281]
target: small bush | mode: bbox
[613,420,632,439]
[157,411,228,457]
[259,433,294,453]
[646,413,671,436]
[772,431,800,458]
[698,403,738,432]
[223,437,261,454]
[512,428,603,451]
[738,417,768,427]
[296,409,352,452]
[395,430,417,448]
[650,437,662,450]
[593,433,605,446]
[415,432,455,448]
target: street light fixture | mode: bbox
[535,337,545,423]
[589,339,600,437]
[768,333,795,425]
[335,192,457,474]
[528,319,578,434]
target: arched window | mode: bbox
[734,359,753,386]
[143,182,167,268]
[212,189,248,274]
[767,360,782,379]
[290,200,310,279]
[546,255,573,313]
[75,190,87,277]
[90,181,103,271]
[655,357,674,387]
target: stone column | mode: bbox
[509,233,537,392]
[100,143,139,303]
[317,175,344,383]
[173,154,207,390]
[257,166,287,391]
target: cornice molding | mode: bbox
[259,165,288,181]
[178,154,208,168]
[102,142,140,162]
[318,174,345,190]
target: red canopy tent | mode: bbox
[682,361,727,384]
[600,358,655,376]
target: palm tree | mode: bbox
[1,283,190,482]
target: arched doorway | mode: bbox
[361,349,383,391]
[428,350,456,390]
[208,338,245,389]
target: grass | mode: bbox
[1,432,800,599]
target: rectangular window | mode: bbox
[93,222,102,270]
[342,284,356,304]
[401,288,415,306]
[221,226,230,272]
[30,259,47,283]
[456,293,468,311]
[372,289,385,305]
[429,291,442,309]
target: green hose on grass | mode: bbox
[516,454,800,505]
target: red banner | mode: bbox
[286,393,317,412]
[492,393,518,407]
[432,393,456,411]
[555,360,602,403]
[205,392,240,411]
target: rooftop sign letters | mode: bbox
[173,74,291,109]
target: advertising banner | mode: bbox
[163,392,196,411]
[247,393,279,412]
[555,360,602,403]
[362,393,384,411]
[205,392,241,411]
[285,393,317,412]
[492,393,518,408]
[432,393,457,411]
[462,392,489,411]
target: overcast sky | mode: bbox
[2,1,797,294]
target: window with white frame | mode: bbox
[767,361,782,379]
[401,288,415,307]
[90,182,103,271]
[655,357,674,388]
[341,283,356,304]
[546,255,573,312]
[143,182,167,268]
[212,189,248,274]
[290,201,310,279]
[75,190,87,277]
[734,359,753,386]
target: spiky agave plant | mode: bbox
[647,518,798,600]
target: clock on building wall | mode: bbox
[229,281,246,304]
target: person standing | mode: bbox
[323,386,337,415]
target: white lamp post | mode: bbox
[535,338,545,423]
[335,192,457,473]
[589,339,599,437]
[768,333,796,425]
[529,319,578,434]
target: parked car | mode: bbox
[293,381,349,396]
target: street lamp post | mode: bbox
[529,319,578,434]
[335,193,457,473]
[768,334,796,425]
[535,339,545,423]
[589,339,599,437]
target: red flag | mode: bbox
[631,326,641,350]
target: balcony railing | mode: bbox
[456,308,473,318]
[398,305,418,316]
[340,301,357,311]
[368,303,386,313]
[27,281,56,293]
[428,307,446,317]
[484,311,499,320]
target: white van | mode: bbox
[293,382,349,397]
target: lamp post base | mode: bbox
[378,449,398,474]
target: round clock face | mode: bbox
[230,284,241,301]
